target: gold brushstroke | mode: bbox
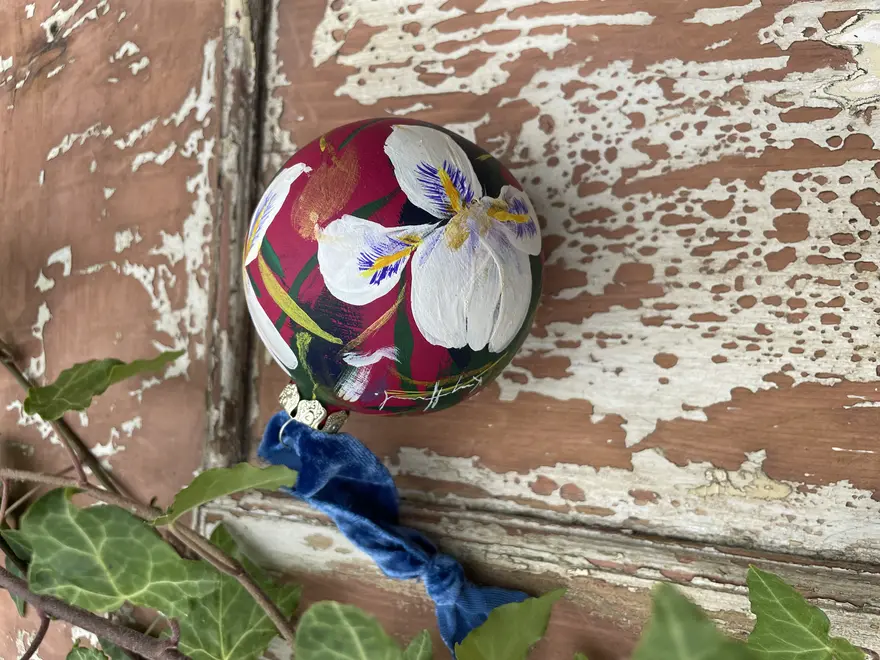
[258,253,342,344]
[291,137,359,239]
[344,284,407,352]
[390,353,508,387]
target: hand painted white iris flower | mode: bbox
[317,125,541,353]
[336,347,399,403]
[243,162,312,374]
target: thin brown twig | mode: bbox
[0,468,155,519]
[0,566,190,660]
[0,479,8,525]
[3,466,75,518]
[0,341,119,495]
[19,614,50,660]
[0,468,297,647]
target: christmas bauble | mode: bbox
[243,118,543,415]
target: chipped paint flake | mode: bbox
[388,102,433,116]
[46,63,65,78]
[114,228,142,253]
[114,118,158,149]
[46,123,113,161]
[60,0,110,40]
[684,0,761,26]
[27,303,52,380]
[110,41,140,62]
[706,38,732,50]
[46,245,72,276]
[131,141,177,172]
[164,40,217,127]
[34,270,55,293]
[104,187,116,199]
[25,4,35,18]
[0,57,12,73]
[41,0,84,41]
[129,56,150,75]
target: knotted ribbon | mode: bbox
[258,411,528,650]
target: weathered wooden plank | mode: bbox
[206,494,880,659]
[251,0,880,565]
[0,0,224,656]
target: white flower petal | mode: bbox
[484,185,541,256]
[411,221,501,351]
[244,162,311,265]
[384,124,483,219]
[244,273,299,375]
[482,225,534,353]
[318,214,437,306]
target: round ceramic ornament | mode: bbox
[243,118,542,415]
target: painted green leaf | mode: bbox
[153,463,297,525]
[23,351,184,420]
[261,241,286,279]
[633,583,754,660]
[747,567,865,660]
[20,489,215,616]
[176,524,301,660]
[455,589,565,660]
[5,557,26,616]
[98,639,130,660]
[404,631,432,660]
[338,118,385,152]
[66,646,108,660]
[350,190,398,219]
[295,601,403,660]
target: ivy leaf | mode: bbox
[24,351,184,420]
[175,524,301,660]
[5,557,26,615]
[574,655,589,660]
[403,631,432,660]
[98,639,130,660]
[633,583,754,660]
[20,489,215,616]
[153,463,297,525]
[455,589,565,660]
[296,601,403,660]
[747,567,865,660]
[66,647,109,660]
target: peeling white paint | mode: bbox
[386,445,880,562]
[706,39,732,50]
[47,246,72,276]
[27,304,52,380]
[164,40,217,127]
[34,271,55,293]
[70,626,99,647]
[41,0,84,41]
[129,56,150,75]
[16,630,43,660]
[684,0,761,26]
[104,187,116,200]
[118,9,126,22]
[131,142,177,172]
[114,228,142,253]
[311,2,655,105]
[60,0,111,40]
[823,12,880,110]
[114,118,158,149]
[89,160,97,173]
[46,63,65,78]
[388,102,433,116]
[25,4,35,19]
[110,41,140,62]
[0,57,12,74]
[263,0,296,172]
[46,123,113,161]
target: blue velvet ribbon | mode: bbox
[258,411,528,651]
